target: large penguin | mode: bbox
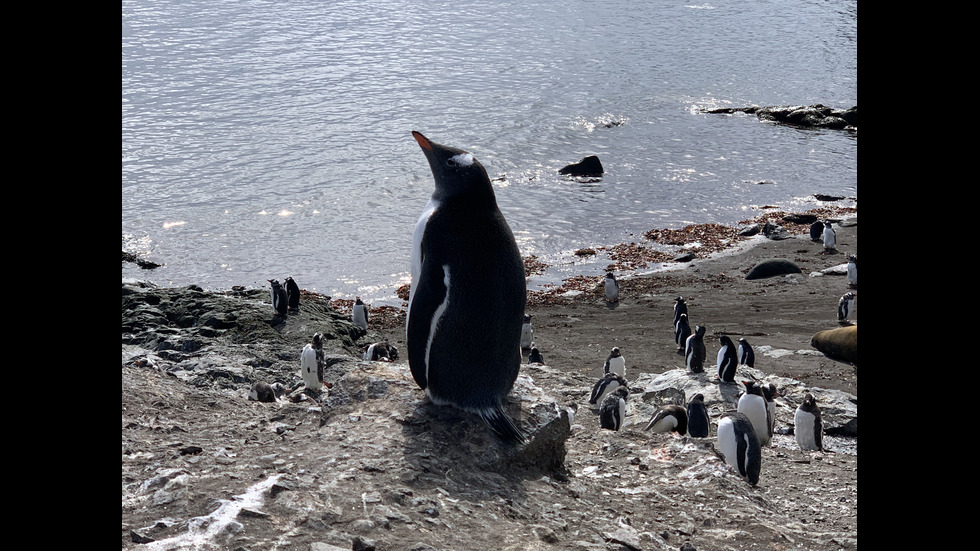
[352,297,369,330]
[675,313,692,353]
[589,372,628,406]
[795,392,824,451]
[685,325,707,373]
[603,347,626,378]
[717,335,738,383]
[717,411,762,486]
[686,393,711,438]
[284,276,301,314]
[643,404,688,435]
[737,381,771,446]
[407,131,527,444]
[300,333,325,392]
[599,387,629,431]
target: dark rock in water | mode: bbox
[745,259,802,280]
[705,104,857,130]
[810,325,857,365]
[559,155,604,177]
[813,194,846,202]
[122,250,162,270]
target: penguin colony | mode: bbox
[248,132,849,491]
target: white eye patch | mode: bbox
[448,153,474,166]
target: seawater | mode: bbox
[122,0,857,305]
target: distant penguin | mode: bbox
[837,292,856,322]
[284,276,301,314]
[643,404,688,435]
[300,333,325,391]
[737,381,771,446]
[352,297,369,330]
[794,392,824,451]
[604,272,619,303]
[603,347,626,377]
[248,381,278,403]
[269,279,288,317]
[762,383,778,442]
[717,412,762,486]
[686,393,711,438]
[407,131,527,444]
[599,387,629,431]
[846,254,857,288]
[528,346,544,364]
[589,372,628,406]
[521,314,534,349]
[809,220,825,242]
[673,296,688,327]
[717,335,738,383]
[685,325,707,373]
[675,313,692,352]
[823,220,837,250]
[737,337,755,367]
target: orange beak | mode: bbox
[412,130,433,151]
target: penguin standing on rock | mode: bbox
[686,393,711,437]
[521,314,534,349]
[847,254,858,288]
[823,220,837,251]
[685,325,707,373]
[717,412,762,486]
[717,335,738,383]
[589,372,628,406]
[352,297,369,330]
[675,313,691,353]
[603,347,626,378]
[269,279,288,317]
[737,381,772,446]
[643,404,688,435]
[300,333,325,392]
[737,338,755,367]
[604,272,619,303]
[599,387,629,431]
[284,277,301,314]
[407,131,527,444]
[838,292,856,323]
[795,393,824,451]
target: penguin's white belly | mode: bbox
[717,346,728,369]
[648,415,678,433]
[847,264,857,285]
[363,343,377,361]
[716,417,739,471]
[353,306,368,329]
[408,198,439,323]
[606,356,626,377]
[795,409,819,450]
[737,395,770,445]
[300,344,319,388]
[605,279,618,301]
[520,324,533,348]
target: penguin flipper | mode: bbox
[479,405,526,445]
[407,258,449,391]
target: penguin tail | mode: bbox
[479,405,527,445]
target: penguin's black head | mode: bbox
[412,131,493,200]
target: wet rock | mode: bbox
[559,155,604,177]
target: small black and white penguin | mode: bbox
[822,220,837,251]
[300,333,325,391]
[603,347,626,378]
[521,314,534,349]
[717,335,738,383]
[284,276,301,314]
[604,272,619,303]
[686,393,711,438]
[685,325,707,373]
[737,337,755,367]
[269,279,288,317]
[589,372,628,406]
[846,254,857,288]
[643,404,688,435]
[717,412,762,486]
[248,381,279,403]
[528,346,544,365]
[599,386,629,431]
[795,392,824,451]
[673,296,688,328]
[837,292,856,323]
[675,313,692,352]
[407,131,527,444]
[737,381,771,446]
[364,342,399,362]
[809,220,825,242]
[352,297,369,330]
[762,383,778,441]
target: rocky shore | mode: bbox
[122,208,857,551]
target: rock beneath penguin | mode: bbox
[745,258,803,280]
[559,155,604,177]
[810,325,857,365]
